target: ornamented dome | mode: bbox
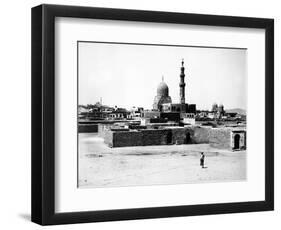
[153,76,172,111]
[157,81,169,96]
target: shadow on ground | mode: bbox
[18,213,31,222]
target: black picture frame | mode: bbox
[31,4,274,225]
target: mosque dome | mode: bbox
[153,77,172,111]
[157,81,169,96]
[212,103,218,112]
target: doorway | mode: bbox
[185,132,191,144]
[167,131,173,144]
[234,134,240,150]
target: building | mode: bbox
[182,113,196,125]
[162,103,196,113]
[145,59,196,126]
[100,124,246,150]
[108,107,130,119]
[127,107,144,119]
[152,59,196,116]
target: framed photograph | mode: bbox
[31,4,274,225]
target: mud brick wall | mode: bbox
[97,124,112,138]
[107,127,195,147]
[141,129,168,146]
[105,129,169,147]
[103,126,234,149]
[170,128,193,144]
[192,126,231,148]
[209,128,231,149]
[78,124,98,133]
[192,126,212,143]
[112,131,143,147]
[103,129,114,147]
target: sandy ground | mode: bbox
[78,133,246,188]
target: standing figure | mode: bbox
[200,152,205,168]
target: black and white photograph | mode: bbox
[30,3,274,226]
[78,41,247,188]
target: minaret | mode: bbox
[179,59,186,104]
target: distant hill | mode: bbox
[225,108,246,115]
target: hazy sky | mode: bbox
[78,42,247,111]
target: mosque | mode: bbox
[152,59,196,114]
